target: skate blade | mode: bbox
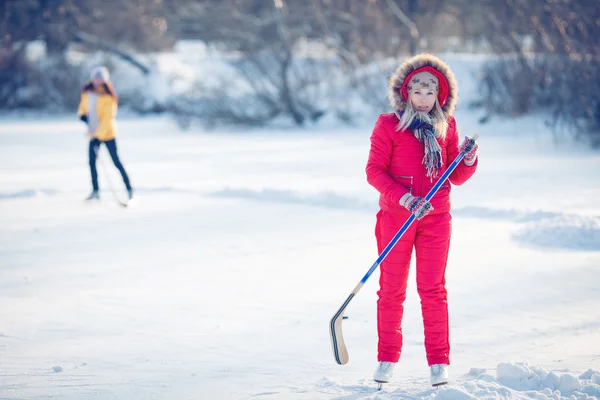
[432,381,448,387]
[375,381,389,391]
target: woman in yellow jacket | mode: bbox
[77,66,133,201]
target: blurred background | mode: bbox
[1,0,598,146]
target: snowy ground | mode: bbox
[1,105,600,398]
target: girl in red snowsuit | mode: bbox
[366,53,479,387]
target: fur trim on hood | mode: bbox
[388,53,458,117]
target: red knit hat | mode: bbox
[400,65,450,108]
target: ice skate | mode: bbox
[85,190,99,201]
[373,361,395,390]
[430,364,449,387]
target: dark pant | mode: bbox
[89,138,132,191]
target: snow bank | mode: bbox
[448,363,600,400]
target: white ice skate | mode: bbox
[430,364,449,387]
[373,361,396,390]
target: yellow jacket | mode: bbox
[77,82,118,141]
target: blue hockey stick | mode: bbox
[329,135,478,365]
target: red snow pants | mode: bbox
[375,209,452,366]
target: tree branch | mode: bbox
[385,0,419,39]
[70,30,150,75]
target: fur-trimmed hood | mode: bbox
[388,53,458,117]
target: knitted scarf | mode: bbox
[401,112,443,180]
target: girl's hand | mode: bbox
[400,193,433,219]
[459,136,478,166]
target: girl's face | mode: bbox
[92,78,104,88]
[408,89,436,113]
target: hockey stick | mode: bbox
[98,149,129,208]
[329,134,479,365]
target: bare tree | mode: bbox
[169,0,333,127]
[3,0,173,56]
[462,0,600,145]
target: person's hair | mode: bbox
[81,81,119,104]
[397,98,448,139]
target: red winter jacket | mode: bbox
[366,112,477,215]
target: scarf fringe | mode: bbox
[420,128,442,179]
